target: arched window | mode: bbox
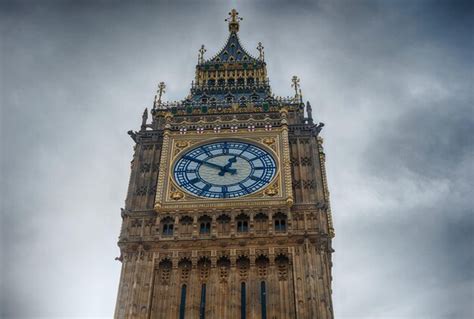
[207,79,215,86]
[198,257,211,282]
[198,215,212,235]
[256,255,269,278]
[199,283,206,319]
[274,212,287,232]
[217,78,225,86]
[247,77,254,85]
[158,259,172,285]
[236,214,249,233]
[260,281,267,319]
[161,216,174,236]
[179,284,187,319]
[237,78,245,86]
[241,282,247,319]
[180,216,193,237]
[217,214,231,235]
[254,212,268,234]
[227,78,235,86]
[275,255,290,281]
[217,256,231,281]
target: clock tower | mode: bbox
[114,9,335,319]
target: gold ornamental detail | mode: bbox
[262,137,275,146]
[176,140,189,148]
[154,130,171,209]
[281,124,294,207]
[170,190,184,201]
[264,184,278,197]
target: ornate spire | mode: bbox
[225,9,242,33]
[198,45,206,64]
[141,108,148,130]
[306,101,313,122]
[257,42,265,61]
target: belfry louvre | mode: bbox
[114,9,335,319]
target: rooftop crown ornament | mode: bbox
[225,9,242,33]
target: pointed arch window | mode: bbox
[199,215,212,235]
[260,281,267,319]
[274,212,287,232]
[254,212,268,234]
[179,216,193,237]
[179,284,187,319]
[236,214,249,233]
[217,214,231,235]
[241,282,247,319]
[161,216,174,236]
[199,283,207,319]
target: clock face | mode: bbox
[173,141,277,199]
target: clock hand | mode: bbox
[183,156,237,174]
[219,155,238,176]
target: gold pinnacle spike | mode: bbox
[198,45,206,64]
[257,42,265,61]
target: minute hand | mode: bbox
[183,156,236,174]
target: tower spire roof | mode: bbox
[202,9,259,65]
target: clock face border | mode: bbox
[172,140,278,200]
[154,128,294,212]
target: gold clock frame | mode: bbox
[154,126,294,212]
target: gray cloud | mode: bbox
[1,0,473,318]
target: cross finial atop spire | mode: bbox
[291,76,303,102]
[225,9,242,33]
[291,76,300,95]
[154,82,166,108]
[198,45,206,64]
[257,42,265,61]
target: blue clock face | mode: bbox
[173,141,277,199]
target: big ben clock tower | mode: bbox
[114,9,335,319]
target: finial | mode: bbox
[306,101,313,122]
[198,45,206,64]
[154,82,166,108]
[141,108,148,130]
[257,42,265,61]
[291,76,301,100]
[226,9,242,33]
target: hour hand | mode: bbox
[183,156,236,174]
[219,156,238,176]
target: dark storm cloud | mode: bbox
[1,0,473,318]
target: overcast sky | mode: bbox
[1,0,473,318]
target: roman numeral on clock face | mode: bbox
[189,178,200,184]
